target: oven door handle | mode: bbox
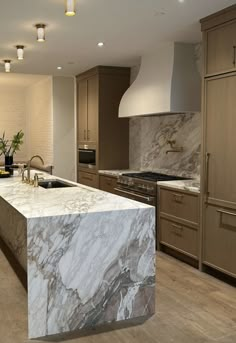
[114,188,154,203]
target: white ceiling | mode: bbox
[0,0,235,76]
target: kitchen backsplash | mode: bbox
[129,112,201,177]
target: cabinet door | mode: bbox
[87,75,98,144]
[78,79,88,143]
[206,21,236,75]
[203,204,236,277]
[99,175,117,194]
[205,74,236,206]
[78,171,98,189]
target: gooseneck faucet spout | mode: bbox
[27,155,44,182]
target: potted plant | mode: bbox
[0,130,24,174]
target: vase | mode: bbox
[5,155,13,175]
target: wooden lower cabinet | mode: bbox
[99,175,117,194]
[78,171,99,189]
[160,218,198,259]
[159,187,199,263]
[203,204,236,277]
[160,188,199,225]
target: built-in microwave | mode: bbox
[78,145,96,169]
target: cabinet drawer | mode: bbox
[78,171,98,189]
[160,218,198,258]
[203,205,236,277]
[160,188,199,224]
[206,21,236,76]
[99,175,117,194]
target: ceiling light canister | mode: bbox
[65,0,76,16]
[4,60,11,73]
[35,24,46,42]
[16,45,24,60]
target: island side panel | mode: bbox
[27,207,155,339]
[0,197,27,271]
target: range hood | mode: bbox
[119,42,201,117]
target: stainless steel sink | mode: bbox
[38,179,77,189]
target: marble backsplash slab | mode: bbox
[129,112,201,178]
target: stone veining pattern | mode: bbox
[129,112,201,178]
[0,174,155,339]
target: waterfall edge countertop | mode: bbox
[0,171,155,339]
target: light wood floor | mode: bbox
[0,250,235,343]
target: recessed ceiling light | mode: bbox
[57,66,62,70]
[178,0,185,3]
[97,42,104,47]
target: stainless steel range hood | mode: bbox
[119,42,201,117]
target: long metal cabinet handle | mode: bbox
[114,188,153,202]
[205,152,210,196]
[84,129,86,140]
[87,130,90,140]
[217,209,236,217]
[233,46,236,67]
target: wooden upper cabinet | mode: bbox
[87,75,98,144]
[205,74,236,207]
[206,20,236,76]
[78,79,88,143]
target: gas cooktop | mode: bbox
[121,172,190,182]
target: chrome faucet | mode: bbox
[26,155,44,183]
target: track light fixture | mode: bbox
[4,60,11,73]
[16,45,24,60]
[65,0,76,16]
[35,24,46,42]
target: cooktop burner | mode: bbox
[122,172,190,182]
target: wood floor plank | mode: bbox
[0,249,235,343]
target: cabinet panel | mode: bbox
[99,175,117,194]
[87,75,98,144]
[78,79,88,143]
[160,218,198,258]
[78,171,98,189]
[160,188,199,225]
[203,205,236,277]
[206,21,236,75]
[205,74,236,204]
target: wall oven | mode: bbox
[78,145,96,170]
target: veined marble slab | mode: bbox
[0,173,155,339]
[157,179,200,193]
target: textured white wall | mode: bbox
[52,76,75,181]
[26,77,53,166]
[0,88,28,163]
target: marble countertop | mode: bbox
[157,179,200,193]
[98,169,138,177]
[0,171,151,219]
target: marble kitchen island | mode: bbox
[0,173,155,339]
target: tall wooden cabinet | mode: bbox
[201,5,236,278]
[77,66,130,188]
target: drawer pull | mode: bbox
[82,176,93,181]
[171,224,183,237]
[172,193,184,203]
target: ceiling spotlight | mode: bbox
[35,24,46,42]
[57,66,62,70]
[4,60,11,73]
[16,45,24,60]
[65,0,76,16]
[178,0,185,3]
[97,42,104,47]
